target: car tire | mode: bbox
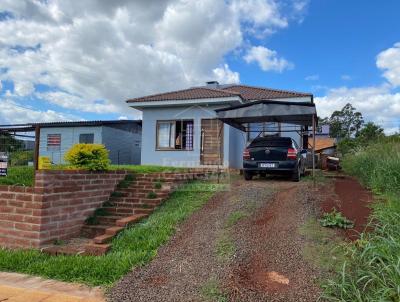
[292,166,300,182]
[244,171,253,181]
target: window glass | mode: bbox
[156,120,193,150]
[79,133,94,144]
[47,134,61,151]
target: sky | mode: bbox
[0,0,399,133]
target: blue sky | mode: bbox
[0,0,399,132]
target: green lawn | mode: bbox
[0,181,220,286]
[0,166,34,186]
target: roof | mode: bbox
[309,137,336,151]
[126,87,241,103]
[220,84,312,100]
[215,100,317,131]
[0,120,141,132]
[126,84,312,104]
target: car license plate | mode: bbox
[259,163,277,168]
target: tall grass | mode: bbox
[322,138,400,301]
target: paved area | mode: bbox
[0,272,104,302]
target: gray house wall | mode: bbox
[141,105,241,168]
[102,125,141,165]
[39,124,141,165]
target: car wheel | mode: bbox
[292,166,300,182]
[244,171,253,181]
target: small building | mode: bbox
[127,82,313,168]
[37,120,142,165]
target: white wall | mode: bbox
[141,105,237,167]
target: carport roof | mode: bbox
[215,100,317,131]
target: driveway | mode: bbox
[110,177,322,302]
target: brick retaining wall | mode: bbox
[0,170,127,249]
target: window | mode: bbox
[247,122,280,141]
[156,120,194,150]
[79,133,94,144]
[47,134,61,151]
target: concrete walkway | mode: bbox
[0,272,104,302]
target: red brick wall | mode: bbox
[0,170,127,249]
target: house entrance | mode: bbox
[200,119,223,165]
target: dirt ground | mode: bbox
[109,174,373,302]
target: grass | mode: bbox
[0,166,34,186]
[224,211,248,228]
[200,278,228,302]
[321,138,400,301]
[0,181,220,286]
[215,232,235,263]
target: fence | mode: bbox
[0,131,36,169]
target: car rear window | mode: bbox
[249,137,292,148]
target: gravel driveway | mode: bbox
[109,177,322,302]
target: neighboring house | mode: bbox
[310,137,336,155]
[38,120,142,165]
[127,82,313,168]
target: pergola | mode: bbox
[215,100,318,177]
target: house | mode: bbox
[38,120,142,165]
[127,82,313,168]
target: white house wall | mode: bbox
[141,105,234,167]
[39,126,102,165]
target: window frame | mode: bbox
[155,119,194,151]
[47,133,61,151]
[79,133,95,144]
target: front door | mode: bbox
[200,119,223,165]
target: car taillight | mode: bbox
[287,148,297,160]
[243,148,250,160]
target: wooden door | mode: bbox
[200,119,223,165]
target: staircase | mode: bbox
[42,172,203,256]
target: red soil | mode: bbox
[320,176,373,240]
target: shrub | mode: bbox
[64,144,110,171]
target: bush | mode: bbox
[9,150,34,166]
[319,209,354,229]
[64,144,110,171]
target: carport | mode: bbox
[215,100,318,177]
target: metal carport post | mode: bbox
[214,100,318,179]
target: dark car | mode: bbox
[242,136,307,181]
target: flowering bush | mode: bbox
[65,144,110,171]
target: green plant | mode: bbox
[200,278,228,302]
[319,209,354,229]
[110,191,123,198]
[64,144,110,171]
[0,166,34,186]
[154,181,162,189]
[117,180,130,189]
[124,174,136,182]
[215,233,235,262]
[85,216,98,225]
[225,211,248,228]
[147,191,157,199]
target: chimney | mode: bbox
[206,81,219,89]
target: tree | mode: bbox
[329,103,364,139]
[0,133,24,152]
[356,122,384,144]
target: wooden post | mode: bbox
[33,126,40,171]
[312,115,316,181]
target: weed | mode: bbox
[200,278,228,302]
[225,211,248,228]
[110,191,124,198]
[117,180,130,189]
[319,209,354,229]
[147,191,157,199]
[215,233,235,262]
[85,216,98,225]
[154,182,162,189]
[102,200,114,207]
[124,174,136,182]
[53,239,66,246]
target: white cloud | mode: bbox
[315,85,400,134]
[212,64,240,84]
[0,0,307,123]
[305,74,319,81]
[244,46,293,72]
[0,99,80,124]
[376,42,400,87]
